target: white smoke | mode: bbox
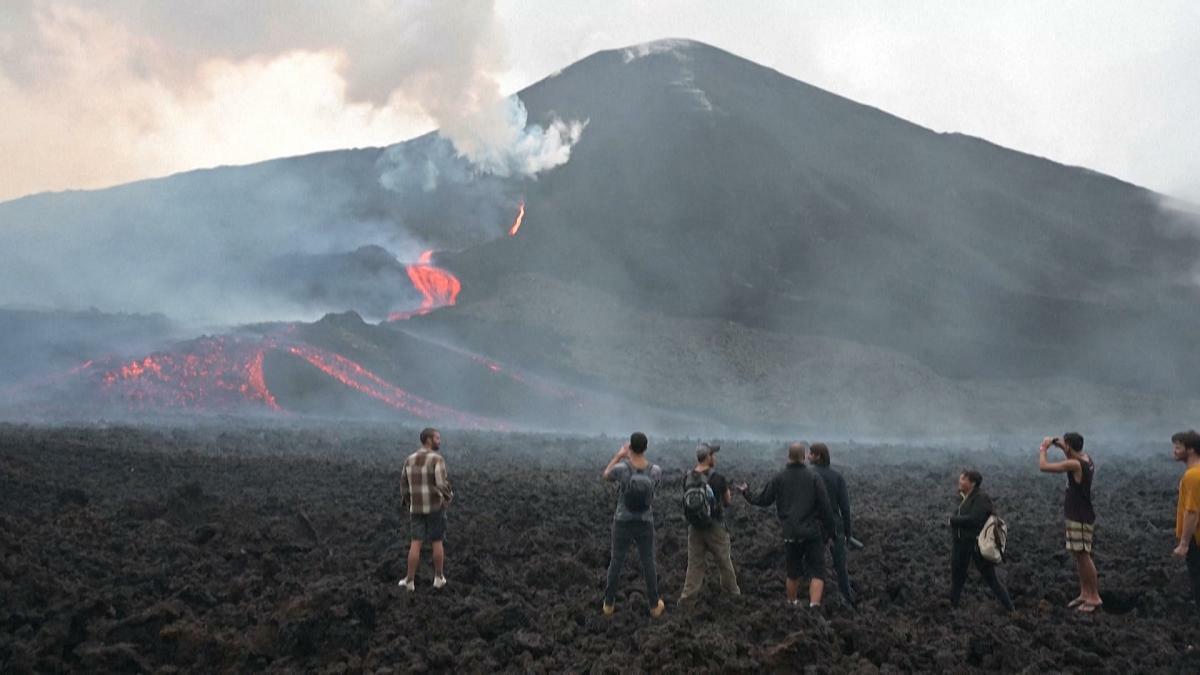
[439,96,587,178]
[0,0,585,200]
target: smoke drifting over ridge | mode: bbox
[0,0,584,200]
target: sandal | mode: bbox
[1076,602,1102,613]
[1066,597,1086,609]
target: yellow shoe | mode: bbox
[649,598,666,618]
[602,601,615,617]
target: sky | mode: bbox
[1,0,1198,203]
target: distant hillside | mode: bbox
[3,39,1199,434]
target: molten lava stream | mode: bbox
[96,337,280,411]
[388,250,462,321]
[508,200,526,236]
[284,343,501,428]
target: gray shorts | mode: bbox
[410,511,447,542]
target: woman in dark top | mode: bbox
[949,470,1014,610]
[1039,432,1102,612]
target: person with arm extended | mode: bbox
[601,432,666,618]
[737,442,835,607]
[1038,432,1101,612]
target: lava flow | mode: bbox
[95,336,280,411]
[388,250,462,321]
[508,200,526,236]
[81,334,499,427]
[284,343,501,428]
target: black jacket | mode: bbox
[811,464,853,539]
[744,464,835,541]
[950,488,993,543]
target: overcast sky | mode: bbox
[2,0,1197,202]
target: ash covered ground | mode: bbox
[1,424,1197,673]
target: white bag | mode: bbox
[977,514,1008,563]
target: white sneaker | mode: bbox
[399,579,415,592]
[433,576,447,589]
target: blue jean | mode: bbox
[605,520,659,605]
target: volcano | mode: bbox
[2,39,1199,435]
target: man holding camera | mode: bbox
[1038,433,1101,612]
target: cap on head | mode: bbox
[696,442,720,463]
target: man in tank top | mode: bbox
[1038,432,1102,612]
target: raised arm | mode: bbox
[603,444,631,480]
[1038,437,1081,474]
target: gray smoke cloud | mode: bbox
[0,0,585,200]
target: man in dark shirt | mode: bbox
[680,443,741,601]
[738,443,835,607]
[808,443,856,606]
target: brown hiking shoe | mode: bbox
[649,598,666,618]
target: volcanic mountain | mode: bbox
[3,39,1199,436]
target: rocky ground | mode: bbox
[1,424,1197,673]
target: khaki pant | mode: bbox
[680,524,741,599]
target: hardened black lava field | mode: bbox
[1,424,1197,673]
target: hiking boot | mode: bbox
[649,598,666,618]
[399,578,415,592]
[602,601,615,617]
[433,576,447,589]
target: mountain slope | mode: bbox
[3,39,1199,433]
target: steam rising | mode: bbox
[0,0,584,200]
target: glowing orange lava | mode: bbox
[387,249,462,321]
[97,336,281,410]
[285,343,500,428]
[508,200,526,236]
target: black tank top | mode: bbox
[1064,455,1095,524]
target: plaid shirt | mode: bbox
[400,448,452,514]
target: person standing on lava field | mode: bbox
[948,469,1015,611]
[679,442,741,602]
[1170,430,1200,609]
[601,432,666,618]
[737,442,835,607]
[807,443,857,607]
[399,427,453,592]
[1038,433,1102,613]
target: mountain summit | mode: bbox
[3,39,1199,434]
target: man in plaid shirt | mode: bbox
[399,427,453,591]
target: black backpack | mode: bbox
[682,470,716,528]
[623,463,655,513]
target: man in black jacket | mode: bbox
[738,443,835,606]
[950,470,1014,610]
[808,443,856,606]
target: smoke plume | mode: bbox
[0,0,584,201]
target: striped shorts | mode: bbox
[1065,520,1095,553]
